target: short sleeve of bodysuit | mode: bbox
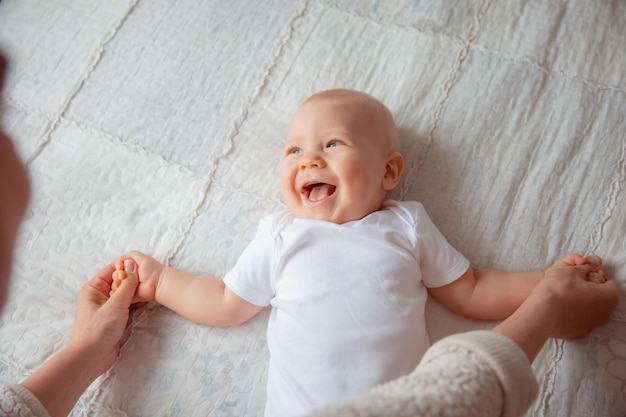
[222,212,282,307]
[392,201,470,289]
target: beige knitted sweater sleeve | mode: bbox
[309,330,539,417]
[0,384,50,417]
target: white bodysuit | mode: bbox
[223,200,470,417]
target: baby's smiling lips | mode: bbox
[302,182,336,202]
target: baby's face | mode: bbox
[280,95,392,224]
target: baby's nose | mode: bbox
[300,153,326,169]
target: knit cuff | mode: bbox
[5,384,51,417]
[423,330,539,417]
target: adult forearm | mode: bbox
[494,257,619,362]
[492,290,555,362]
[21,345,103,417]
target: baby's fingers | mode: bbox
[109,261,128,295]
[585,271,607,284]
[108,259,139,308]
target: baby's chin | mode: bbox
[284,193,385,224]
[294,207,378,225]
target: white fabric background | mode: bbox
[0,1,625,416]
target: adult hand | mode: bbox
[494,254,619,362]
[21,261,139,417]
[69,260,140,373]
[537,254,618,339]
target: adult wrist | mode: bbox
[21,344,105,417]
[60,342,108,380]
[493,290,556,362]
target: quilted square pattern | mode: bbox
[0,1,624,416]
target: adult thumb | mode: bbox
[109,259,139,308]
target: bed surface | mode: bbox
[1,1,625,416]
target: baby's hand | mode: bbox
[559,253,607,283]
[112,251,165,303]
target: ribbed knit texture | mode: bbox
[0,384,50,417]
[309,331,538,417]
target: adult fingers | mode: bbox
[584,254,602,268]
[553,261,596,278]
[555,253,602,269]
[108,259,139,309]
[557,253,587,267]
[596,279,620,314]
[579,278,619,328]
[585,271,607,284]
[86,263,117,297]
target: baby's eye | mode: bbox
[327,140,342,148]
[286,147,302,155]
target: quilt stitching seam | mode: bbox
[163,0,311,267]
[468,44,626,95]
[315,1,626,95]
[398,0,492,200]
[588,134,626,255]
[23,0,141,167]
[536,339,564,417]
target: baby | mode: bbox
[116,89,557,417]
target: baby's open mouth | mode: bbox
[303,182,336,202]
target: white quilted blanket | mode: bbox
[1,1,625,416]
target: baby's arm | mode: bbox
[428,267,542,320]
[427,254,605,320]
[119,251,263,326]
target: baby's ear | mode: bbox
[382,152,404,191]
